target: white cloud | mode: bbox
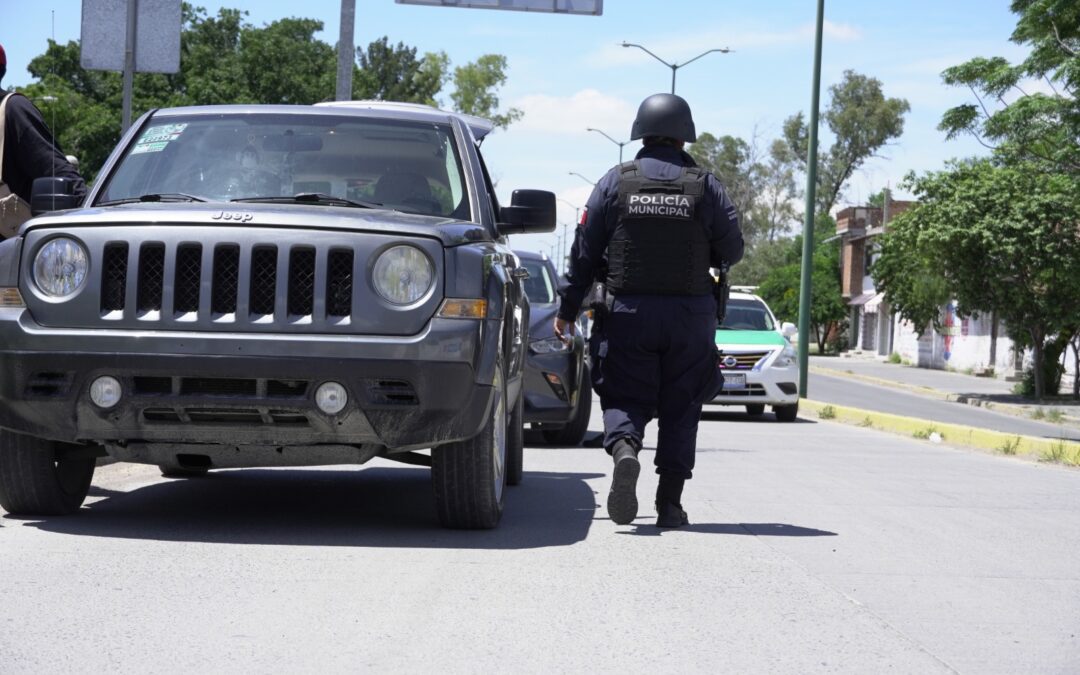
[510,89,637,134]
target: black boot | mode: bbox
[655,474,689,528]
[606,438,640,525]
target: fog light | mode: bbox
[89,376,122,409]
[315,381,348,415]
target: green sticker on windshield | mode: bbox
[131,123,188,155]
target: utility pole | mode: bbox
[121,0,138,133]
[336,0,356,101]
[796,0,825,398]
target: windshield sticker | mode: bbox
[130,123,188,155]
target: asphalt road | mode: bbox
[806,371,1080,441]
[2,406,1079,672]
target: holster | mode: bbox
[586,281,613,328]
[714,266,731,323]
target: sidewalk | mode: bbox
[810,354,1080,429]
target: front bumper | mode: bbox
[522,345,583,425]
[0,308,495,452]
[709,362,800,406]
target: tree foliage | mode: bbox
[14,4,521,181]
[873,160,1080,396]
[783,70,910,215]
[939,0,1080,173]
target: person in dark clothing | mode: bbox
[555,93,744,528]
[0,44,87,237]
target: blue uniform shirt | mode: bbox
[557,144,744,322]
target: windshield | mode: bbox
[721,298,776,331]
[521,259,556,304]
[98,113,470,219]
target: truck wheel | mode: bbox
[0,430,95,516]
[542,364,592,446]
[745,404,765,416]
[506,388,524,487]
[774,402,799,422]
[432,359,507,529]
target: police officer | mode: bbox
[554,93,743,528]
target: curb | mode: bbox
[801,399,1080,466]
[809,366,1080,428]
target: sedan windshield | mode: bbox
[720,298,776,331]
[97,113,470,220]
[521,259,557,304]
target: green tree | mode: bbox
[689,132,762,229]
[355,37,447,105]
[873,160,1080,397]
[758,217,847,354]
[939,0,1079,174]
[241,18,335,104]
[450,55,522,129]
[783,70,910,215]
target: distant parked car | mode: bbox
[515,250,592,445]
[708,288,800,421]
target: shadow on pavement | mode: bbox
[621,522,838,537]
[16,467,602,550]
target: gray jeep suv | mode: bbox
[0,102,554,529]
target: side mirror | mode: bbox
[31,177,82,216]
[498,189,556,235]
[781,322,797,339]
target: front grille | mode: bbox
[212,245,240,314]
[715,384,767,397]
[366,379,419,406]
[288,247,315,316]
[174,244,202,313]
[718,350,771,370]
[180,378,257,397]
[326,249,353,317]
[131,376,310,399]
[101,243,128,312]
[25,371,74,397]
[142,407,310,426]
[137,243,165,312]
[249,246,278,316]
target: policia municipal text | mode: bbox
[554,93,744,528]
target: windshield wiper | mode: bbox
[98,192,209,206]
[231,193,381,209]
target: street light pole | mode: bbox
[586,127,630,163]
[568,171,596,187]
[796,0,826,399]
[620,42,731,94]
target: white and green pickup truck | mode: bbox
[709,289,800,421]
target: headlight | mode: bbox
[777,344,797,366]
[530,336,570,354]
[33,237,89,298]
[372,245,434,305]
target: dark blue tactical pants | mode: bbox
[590,294,720,480]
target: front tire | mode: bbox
[432,359,508,529]
[0,430,96,516]
[774,402,799,422]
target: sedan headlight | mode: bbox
[777,344,797,366]
[33,237,89,299]
[371,245,433,305]
[530,336,570,354]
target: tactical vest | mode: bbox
[606,161,713,296]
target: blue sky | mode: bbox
[5,1,1028,258]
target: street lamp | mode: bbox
[586,127,631,163]
[620,42,731,94]
[569,171,596,187]
[556,200,582,270]
[557,197,581,225]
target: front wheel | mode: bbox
[431,359,508,529]
[774,402,799,422]
[0,430,96,515]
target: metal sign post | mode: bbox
[336,0,356,101]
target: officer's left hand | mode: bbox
[554,317,575,344]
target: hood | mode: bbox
[23,202,492,247]
[714,329,787,348]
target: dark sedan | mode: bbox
[515,250,592,445]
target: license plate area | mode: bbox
[721,373,746,390]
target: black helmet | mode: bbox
[629,93,697,143]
